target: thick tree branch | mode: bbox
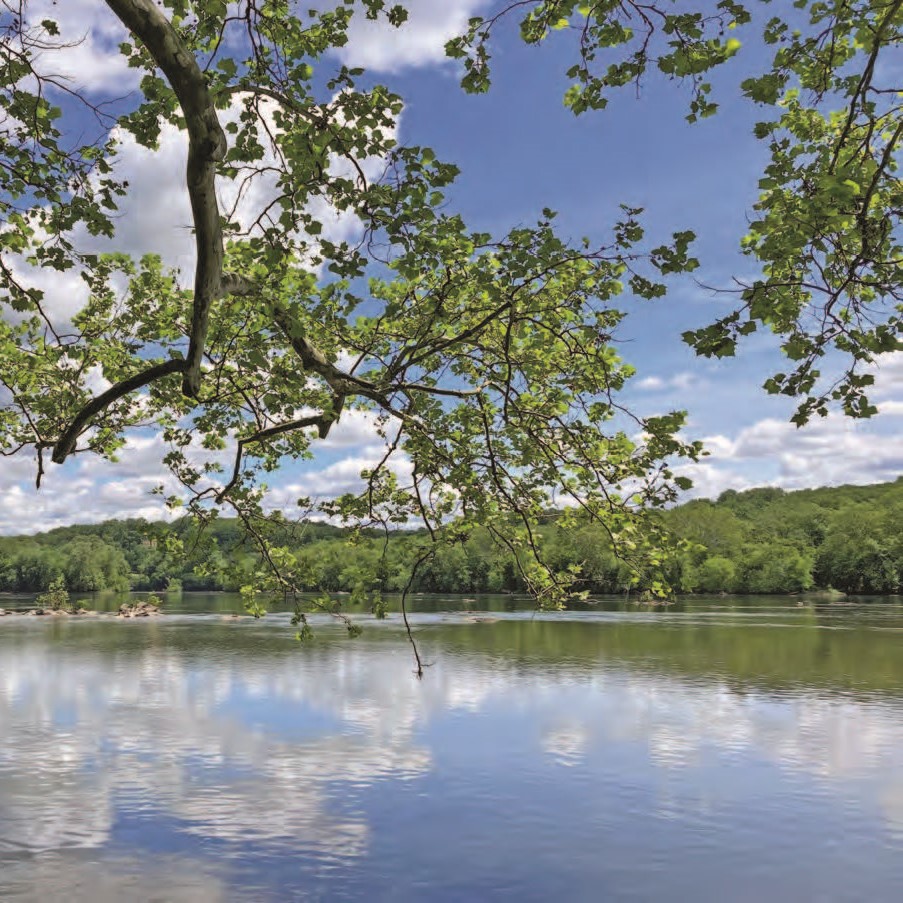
[47,276,250,471]
[221,273,256,296]
[270,302,387,403]
[51,358,187,465]
[104,0,228,398]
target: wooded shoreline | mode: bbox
[1,479,900,599]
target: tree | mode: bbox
[1,1,900,612]
[455,1,902,421]
[695,556,737,594]
[34,573,69,611]
[816,511,901,593]
[60,536,130,592]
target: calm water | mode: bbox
[1,595,902,901]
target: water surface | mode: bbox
[1,596,902,901]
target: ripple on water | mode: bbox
[0,605,902,900]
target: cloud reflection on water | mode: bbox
[0,616,901,888]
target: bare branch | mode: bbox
[399,548,433,679]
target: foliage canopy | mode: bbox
[1,0,900,610]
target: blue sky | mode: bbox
[1,0,901,533]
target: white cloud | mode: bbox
[0,118,195,336]
[0,408,398,533]
[0,260,90,327]
[3,380,901,532]
[266,442,414,512]
[873,353,903,400]
[6,82,402,334]
[28,0,486,94]
[679,411,903,500]
[25,0,136,95]
[89,121,195,275]
[318,408,387,449]
[336,1,488,72]
[0,88,400,532]
[635,371,701,393]
[668,351,903,499]
[3,4,902,529]
[673,461,753,500]
[0,438,169,534]
[879,400,903,417]
[215,91,399,266]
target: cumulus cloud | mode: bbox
[4,385,901,532]
[0,262,90,327]
[0,83,400,533]
[0,434,181,534]
[90,121,194,274]
[7,76,402,331]
[318,408,389,450]
[3,3,901,530]
[336,0,489,72]
[28,0,487,93]
[0,411,402,533]
[266,442,413,512]
[70,95,387,285]
[665,351,903,499]
[24,0,136,95]
[680,409,903,499]
[872,353,903,400]
[673,461,754,500]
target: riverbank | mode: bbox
[1,480,900,598]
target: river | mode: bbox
[1,594,902,900]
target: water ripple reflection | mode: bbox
[0,607,901,900]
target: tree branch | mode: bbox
[216,397,346,502]
[399,548,433,679]
[51,358,187,464]
[270,302,387,403]
[104,0,228,398]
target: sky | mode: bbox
[1,0,901,533]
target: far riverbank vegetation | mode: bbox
[1,479,900,600]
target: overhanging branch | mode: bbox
[104,0,228,399]
[271,302,388,404]
[216,396,346,502]
[51,358,188,465]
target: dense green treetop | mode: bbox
[1,1,900,611]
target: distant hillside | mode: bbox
[663,478,902,595]
[1,478,900,597]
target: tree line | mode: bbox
[1,479,900,598]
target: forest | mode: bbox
[1,479,900,599]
